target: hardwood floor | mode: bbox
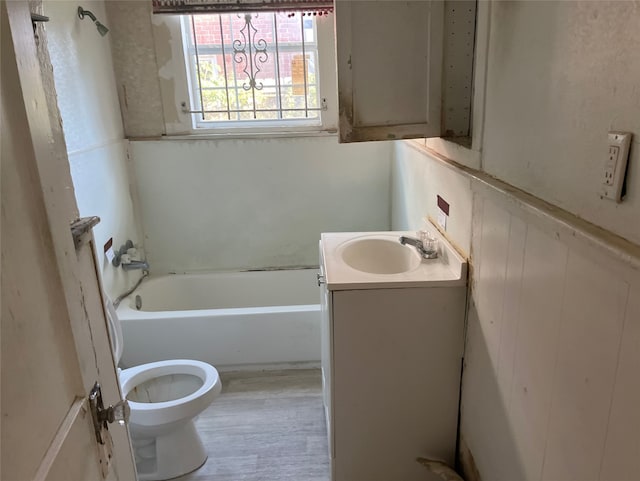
[175,369,330,481]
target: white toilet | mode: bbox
[105,300,222,481]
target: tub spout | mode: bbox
[121,260,149,271]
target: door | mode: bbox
[1,2,137,480]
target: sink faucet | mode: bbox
[121,259,149,271]
[399,236,438,259]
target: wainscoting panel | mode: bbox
[462,192,640,481]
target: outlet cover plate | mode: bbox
[602,131,632,202]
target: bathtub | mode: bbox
[117,269,321,370]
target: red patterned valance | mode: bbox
[152,0,333,15]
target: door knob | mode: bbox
[89,382,130,446]
[100,398,130,426]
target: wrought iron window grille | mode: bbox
[184,12,326,123]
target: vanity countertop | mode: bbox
[320,227,467,291]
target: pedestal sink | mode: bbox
[338,237,421,274]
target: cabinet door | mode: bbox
[335,0,444,142]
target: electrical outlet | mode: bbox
[601,131,632,202]
[603,146,618,186]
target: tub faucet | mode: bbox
[121,259,149,271]
[399,236,438,259]
[112,240,149,272]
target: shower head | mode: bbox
[95,21,109,37]
[77,6,109,37]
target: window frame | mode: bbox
[183,13,323,129]
[152,12,337,137]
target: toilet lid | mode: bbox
[105,298,124,365]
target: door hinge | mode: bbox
[89,382,130,478]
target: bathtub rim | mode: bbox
[116,270,322,371]
[116,268,321,318]
[117,302,321,320]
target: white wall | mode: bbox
[393,141,640,481]
[45,0,142,300]
[103,0,389,275]
[481,2,640,245]
[391,2,640,480]
[131,137,391,274]
[392,141,473,257]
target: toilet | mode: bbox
[105,300,222,481]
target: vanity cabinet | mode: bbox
[319,254,334,457]
[319,231,467,481]
[335,1,476,143]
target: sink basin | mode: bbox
[321,230,467,290]
[338,237,421,274]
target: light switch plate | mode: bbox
[602,131,632,202]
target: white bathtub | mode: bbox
[117,269,321,370]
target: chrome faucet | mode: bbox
[112,239,149,272]
[399,236,438,259]
[121,259,149,271]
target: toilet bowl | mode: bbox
[105,300,221,481]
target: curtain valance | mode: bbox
[152,0,333,15]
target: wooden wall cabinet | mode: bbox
[335,1,476,143]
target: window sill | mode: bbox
[129,129,338,142]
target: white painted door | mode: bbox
[1,2,137,480]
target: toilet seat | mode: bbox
[120,359,222,427]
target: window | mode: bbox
[182,12,325,129]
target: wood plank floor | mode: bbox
[175,369,330,481]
